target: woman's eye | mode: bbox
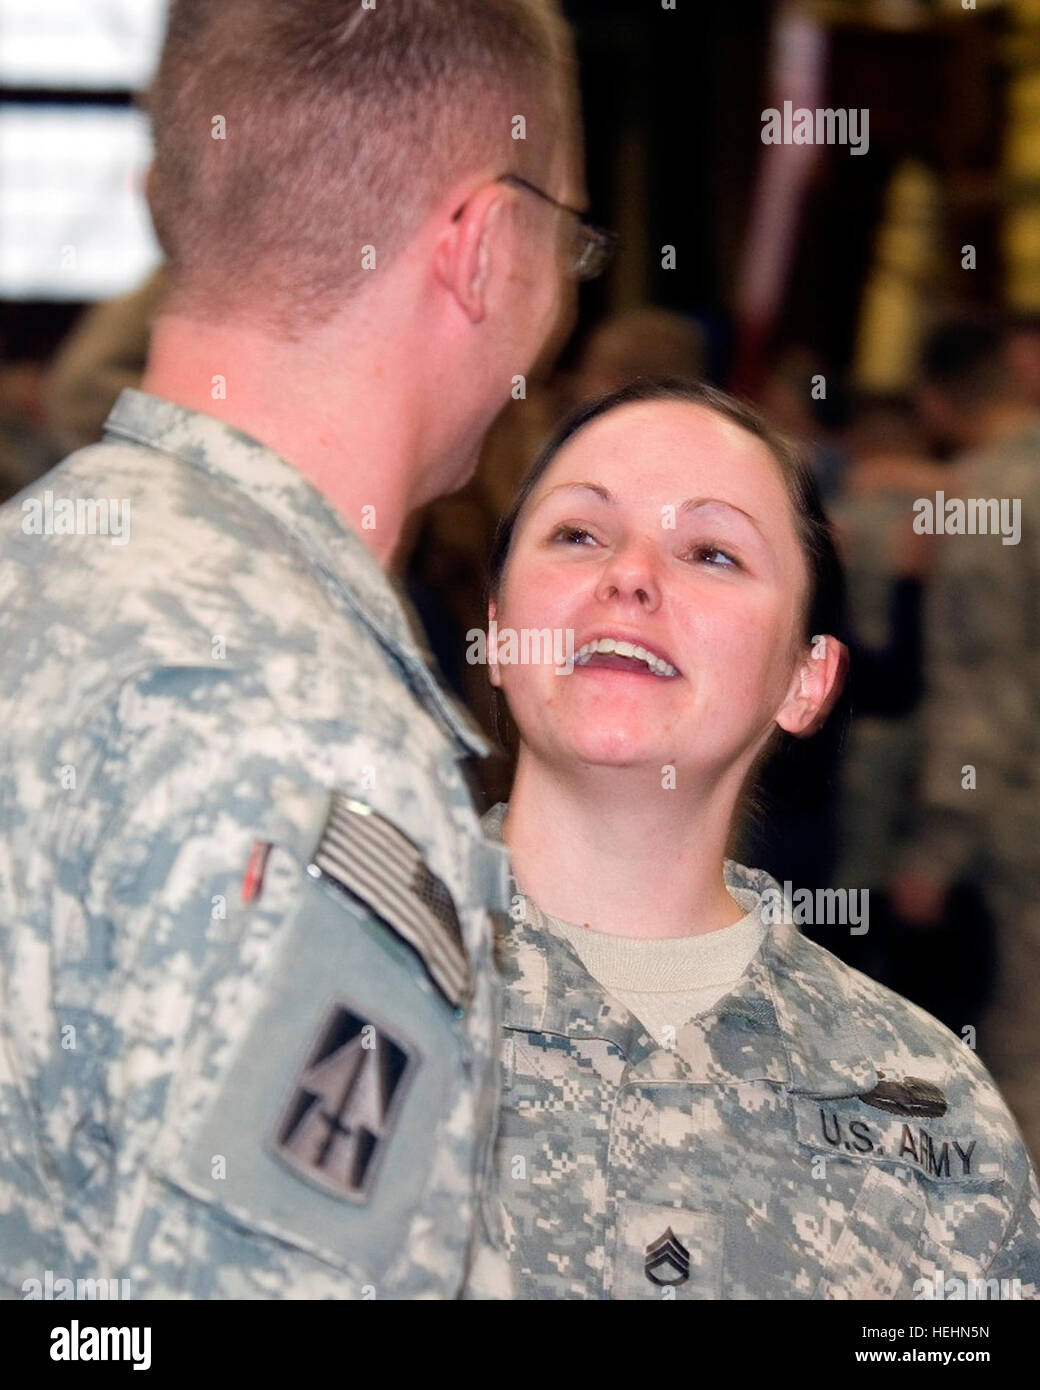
[551,525,598,547]
[685,544,741,570]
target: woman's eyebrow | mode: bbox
[530,486,768,541]
[679,496,766,536]
[536,481,614,506]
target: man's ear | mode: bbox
[774,634,848,738]
[487,597,501,688]
[433,183,508,324]
[144,163,159,222]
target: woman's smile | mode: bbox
[572,634,682,678]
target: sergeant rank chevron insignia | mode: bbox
[645,1227,691,1286]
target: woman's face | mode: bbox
[492,400,825,778]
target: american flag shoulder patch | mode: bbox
[307,795,471,1009]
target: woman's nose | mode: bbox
[593,541,662,610]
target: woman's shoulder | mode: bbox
[744,866,1035,1181]
[729,861,979,1061]
[785,917,982,1073]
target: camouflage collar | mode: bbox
[483,802,878,1098]
[103,389,491,759]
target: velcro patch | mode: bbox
[793,1095,1005,1186]
[273,1002,416,1202]
[308,795,470,1008]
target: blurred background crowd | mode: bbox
[1,0,1038,1155]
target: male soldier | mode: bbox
[893,318,1040,1166]
[0,0,599,1298]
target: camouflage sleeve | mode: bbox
[902,508,1029,884]
[44,662,472,1298]
[981,1162,1040,1299]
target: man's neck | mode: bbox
[502,753,747,939]
[142,311,431,567]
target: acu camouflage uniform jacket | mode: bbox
[0,390,513,1300]
[484,806,1040,1300]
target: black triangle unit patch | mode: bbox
[273,1003,416,1202]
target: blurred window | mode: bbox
[0,0,167,300]
[0,0,166,90]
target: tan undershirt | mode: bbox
[540,895,766,1047]
[482,803,767,1047]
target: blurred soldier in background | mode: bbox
[0,357,58,503]
[830,398,934,921]
[830,397,996,1028]
[893,318,1040,1164]
[757,346,849,505]
[0,0,590,1299]
[44,267,169,456]
[1007,313,1040,412]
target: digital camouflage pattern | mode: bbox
[483,804,1040,1300]
[902,425,1040,1165]
[0,389,514,1300]
[905,425,1040,886]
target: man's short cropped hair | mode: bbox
[147,0,572,332]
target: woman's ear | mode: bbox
[487,597,501,688]
[774,634,848,738]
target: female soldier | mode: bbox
[481,378,1040,1300]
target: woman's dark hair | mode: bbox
[488,377,845,645]
[486,378,850,853]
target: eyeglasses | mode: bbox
[497,175,617,281]
[451,174,618,282]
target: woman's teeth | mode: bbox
[573,637,679,678]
